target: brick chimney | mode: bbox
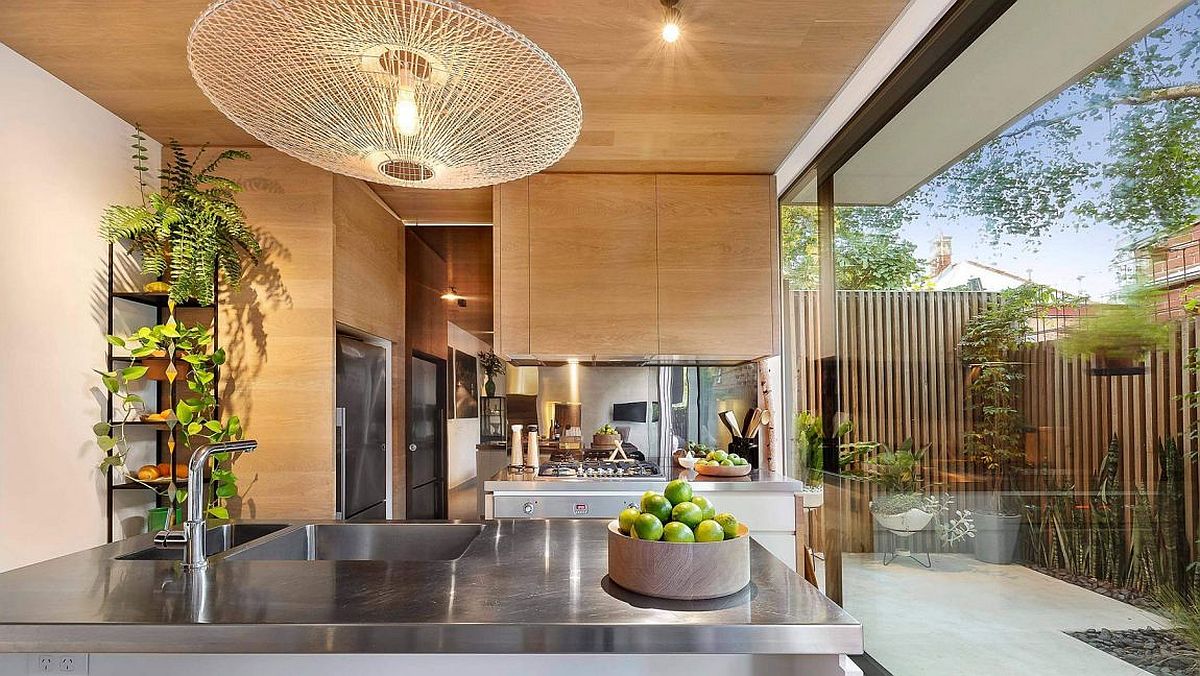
[931,235,952,276]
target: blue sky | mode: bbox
[892,2,1199,300]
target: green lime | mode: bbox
[691,495,716,520]
[720,459,734,466]
[663,478,693,506]
[662,521,695,542]
[629,526,640,539]
[705,452,717,461]
[670,501,703,529]
[728,453,740,461]
[733,457,749,466]
[695,520,725,542]
[642,494,673,523]
[633,513,664,541]
[714,513,740,539]
[618,507,641,534]
[712,450,729,463]
[641,490,658,507]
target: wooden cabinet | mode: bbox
[656,175,776,358]
[528,174,659,357]
[493,173,778,360]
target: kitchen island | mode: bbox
[0,519,860,675]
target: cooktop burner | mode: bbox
[537,460,661,479]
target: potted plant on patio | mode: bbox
[844,439,976,562]
[959,283,1064,564]
[1060,284,1168,376]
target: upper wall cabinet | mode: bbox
[528,174,659,357]
[494,173,779,361]
[656,175,776,358]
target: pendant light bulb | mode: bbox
[394,86,420,137]
[661,3,681,43]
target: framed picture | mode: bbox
[452,349,479,419]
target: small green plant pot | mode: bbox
[147,507,169,533]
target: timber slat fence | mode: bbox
[787,289,1200,555]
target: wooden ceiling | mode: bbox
[0,0,908,175]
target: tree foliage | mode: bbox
[781,204,924,290]
[923,4,1200,243]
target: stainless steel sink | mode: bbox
[116,523,290,560]
[223,523,484,562]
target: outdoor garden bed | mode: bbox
[1025,563,1158,611]
[1068,628,1200,675]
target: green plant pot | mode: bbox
[147,507,169,533]
[485,377,496,397]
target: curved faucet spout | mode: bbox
[155,440,258,571]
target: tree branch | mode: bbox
[999,84,1200,141]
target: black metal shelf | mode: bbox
[110,482,166,491]
[112,291,211,309]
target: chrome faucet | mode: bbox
[154,440,257,570]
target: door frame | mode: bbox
[335,326,393,519]
[406,350,448,519]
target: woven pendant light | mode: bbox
[188,0,582,189]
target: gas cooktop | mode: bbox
[537,460,661,479]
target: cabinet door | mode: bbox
[656,175,776,358]
[528,174,659,357]
[494,179,530,358]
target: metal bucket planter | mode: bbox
[973,511,1021,564]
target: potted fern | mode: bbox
[101,129,261,306]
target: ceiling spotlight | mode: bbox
[660,0,682,43]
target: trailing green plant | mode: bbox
[959,283,1071,511]
[1060,283,1169,362]
[93,315,243,519]
[844,438,927,494]
[100,129,260,306]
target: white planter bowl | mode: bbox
[872,507,934,537]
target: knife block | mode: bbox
[727,437,759,468]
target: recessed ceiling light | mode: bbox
[660,0,682,43]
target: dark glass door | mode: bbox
[407,354,446,519]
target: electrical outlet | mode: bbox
[28,654,87,674]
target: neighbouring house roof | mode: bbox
[929,259,1032,291]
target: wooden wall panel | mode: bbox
[332,175,406,518]
[406,230,448,360]
[494,179,530,358]
[656,174,775,357]
[528,174,658,356]
[211,148,336,520]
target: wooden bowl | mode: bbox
[607,521,750,600]
[694,463,752,478]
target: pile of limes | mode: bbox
[616,478,741,543]
[694,449,749,468]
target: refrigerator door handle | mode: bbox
[335,407,347,520]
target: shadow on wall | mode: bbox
[224,224,291,518]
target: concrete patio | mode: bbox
[841,553,1167,675]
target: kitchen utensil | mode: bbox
[719,410,742,438]
[607,521,750,600]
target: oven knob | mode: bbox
[523,502,534,515]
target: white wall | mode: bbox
[0,42,161,571]
[446,323,499,488]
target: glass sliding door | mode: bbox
[782,1,1200,673]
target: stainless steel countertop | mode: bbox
[485,461,815,493]
[0,519,860,655]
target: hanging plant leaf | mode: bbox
[130,346,156,358]
[93,422,112,437]
[120,366,149,382]
[96,435,115,451]
[216,482,238,499]
[99,455,123,472]
[208,506,230,520]
[187,422,203,435]
[175,401,194,425]
[204,420,224,433]
[102,375,120,394]
[105,335,126,348]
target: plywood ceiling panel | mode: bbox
[0,0,907,174]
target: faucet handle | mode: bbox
[154,529,187,550]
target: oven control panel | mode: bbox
[492,495,641,519]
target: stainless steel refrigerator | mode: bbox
[335,334,388,520]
